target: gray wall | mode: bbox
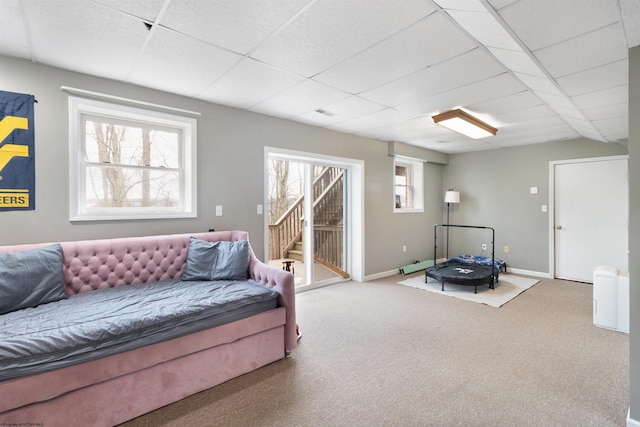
[629,45,639,423]
[443,139,627,273]
[0,55,444,277]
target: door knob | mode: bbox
[555,225,562,230]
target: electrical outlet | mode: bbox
[504,246,510,253]
[482,243,487,251]
[402,245,407,252]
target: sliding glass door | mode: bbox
[267,155,348,290]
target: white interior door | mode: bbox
[553,157,628,282]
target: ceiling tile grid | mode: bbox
[249,0,436,78]
[496,0,621,51]
[24,0,149,80]
[1,0,636,153]
[198,58,305,109]
[127,26,243,97]
[313,12,476,95]
[159,0,312,55]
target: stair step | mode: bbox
[287,249,303,261]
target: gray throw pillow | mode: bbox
[0,244,66,315]
[182,237,250,281]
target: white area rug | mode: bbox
[397,274,539,307]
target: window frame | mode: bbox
[393,155,424,213]
[68,96,197,221]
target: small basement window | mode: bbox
[394,156,423,213]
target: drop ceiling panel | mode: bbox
[396,72,524,117]
[250,0,435,78]
[498,0,620,51]
[0,0,30,59]
[548,105,586,120]
[563,116,598,133]
[496,104,558,125]
[434,140,498,154]
[313,12,476,94]
[491,124,579,147]
[583,103,628,121]
[328,108,412,135]
[535,92,576,110]
[595,116,627,132]
[294,96,385,127]
[91,0,165,22]
[621,0,640,47]
[250,80,351,119]
[128,27,242,96]
[492,115,569,135]
[487,0,519,10]
[433,0,488,12]
[487,47,546,77]
[358,117,436,141]
[446,10,520,50]
[160,0,311,55]
[360,48,505,106]
[25,0,147,80]
[572,85,628,110]
[513,73,561,96]
[600,127,628,141]
[198,58,304,109]
[556,59,628,96]
[469,91,543,115]
[533,24,628,78]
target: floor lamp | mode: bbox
[444,189,460,259]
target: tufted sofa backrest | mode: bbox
[0,231,248,295]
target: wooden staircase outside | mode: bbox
[269,166,348,278]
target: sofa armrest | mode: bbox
[249,256,296,352]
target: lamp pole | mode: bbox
[444,190,460,259]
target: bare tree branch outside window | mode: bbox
[85,120,179,209]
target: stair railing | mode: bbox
[269,167,345,268]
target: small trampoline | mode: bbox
[425,224,500,294]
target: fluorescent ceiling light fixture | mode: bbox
[432,109,497,139]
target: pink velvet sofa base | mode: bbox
[0,231,296,425]
[1,326,285,426]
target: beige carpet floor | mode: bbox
[398,273,539,307]
[121,274,629,427]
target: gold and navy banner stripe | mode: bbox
[0,90,35,211]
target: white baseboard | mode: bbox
[507,267,551,278]
[628,408,640,427]
[363,269,399,281]
[363,265,551,282]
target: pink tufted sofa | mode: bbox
[0,230,296,426]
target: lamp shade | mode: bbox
[444,190,460,204]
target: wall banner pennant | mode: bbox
[0,90,35,211]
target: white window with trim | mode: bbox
[394,156,424,213]
[69,96,197,221]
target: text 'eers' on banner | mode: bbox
[0,90,35,211]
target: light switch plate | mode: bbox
[215,205,222,216]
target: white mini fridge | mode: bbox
[593,266,629,333]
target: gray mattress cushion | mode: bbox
[0,279,279,381]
